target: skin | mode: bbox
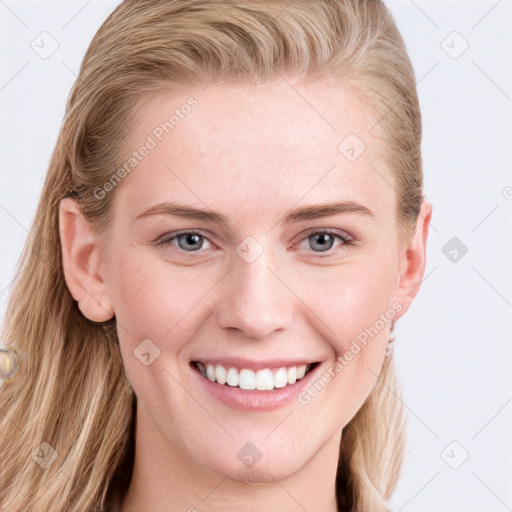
[59,77,432,512]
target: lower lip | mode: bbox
[192,363,320,412]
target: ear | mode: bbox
[59,197,114,322]
[392,198,433,319]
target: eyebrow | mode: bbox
[135,200,375,226]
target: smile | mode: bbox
[194,361,314,391]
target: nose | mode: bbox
[215,249,293,339]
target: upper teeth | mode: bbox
[196,362,310,391]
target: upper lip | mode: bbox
[192,357,319,370]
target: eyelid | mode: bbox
[297,227,353,243]
[153,229,216,248]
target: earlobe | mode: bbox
[58,198,114,323]
[393,199,433,319]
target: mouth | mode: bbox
[192,360,319,391]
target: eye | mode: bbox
[153,228,352,257]
[299,229,353,255]
[154,231,213,252]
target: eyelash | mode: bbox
[153,229,354,258]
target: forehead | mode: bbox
[116,78,394,223]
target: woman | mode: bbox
[0,1,432,510]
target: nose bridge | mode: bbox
[216,245,293,338]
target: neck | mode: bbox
[121,402,341,512]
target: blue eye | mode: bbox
[308,232,335,252]
[155,231,211,252]
[302,229,352,255]
[176,233,204,251]
[154,229,352,257]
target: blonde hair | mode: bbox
[1,1,420,510]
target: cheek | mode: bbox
[295,259,398,357]
[110,253,210,336]
[107,253,220,407]
[294,261,398,428]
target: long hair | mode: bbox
[0,1,421,510]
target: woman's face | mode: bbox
[90,78,428,481]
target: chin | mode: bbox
[186,436,315,484]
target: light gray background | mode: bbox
[1,1,511,511]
